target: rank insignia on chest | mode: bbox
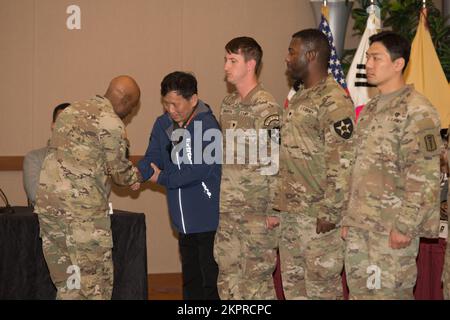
[333,117,353,140]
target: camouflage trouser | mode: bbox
[278,212,344,300]
[213,213,278,300]
[344,227,419,300]
[38,213,114,300]
[443,232,450,300]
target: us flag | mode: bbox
[318,15,348,91]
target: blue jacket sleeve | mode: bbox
[157,115,221,189]
[137,119,164,182]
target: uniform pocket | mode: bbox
[306,229,344,281]
[242,216,278,277]
[70,217,113,249]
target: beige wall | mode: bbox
[0,0,374,273]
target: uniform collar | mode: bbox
[366,84,413,115]
[290,75,331,101]
[241,83,263,106]
[94,95,114,109]
[378,84,411,104]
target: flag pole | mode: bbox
[420,0,428,30]
[321,0,329,21]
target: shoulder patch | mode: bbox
[417,127,441,157]
[333,117,354,140]
[423,134,437,152]
[264,114,280,128]
[263,113,281,144]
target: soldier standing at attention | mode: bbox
[214,36,282,300]
[35,76,141,300]
[271,29,355,299]
[341,31,442,299]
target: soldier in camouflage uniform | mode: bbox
[341,32,441,299]
[34,76,141,300]
[271,29,355,300]
[213,37,282,300]
[443,125,450,300]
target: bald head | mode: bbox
[105,75,141,119]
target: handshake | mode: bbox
[131,181,141,191]
[130,163,162,191]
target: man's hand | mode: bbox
[130,182,141,191]
[389,228,411,249]
[150,163,161,184]
[341,226,348,240]
[316,218,336,234]
[134,167,144,183]
[266,216,280,230]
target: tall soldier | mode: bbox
[271,29,355,299]
[342,31,442,299]
[35,76,141,299]
[214,36,281,299]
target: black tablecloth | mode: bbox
[0,207,148,300]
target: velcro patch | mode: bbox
[416,118,436,131]
[333,117,354,140]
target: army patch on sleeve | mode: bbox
[417,128,440,157]
[333,117,353,140]
[424,134,437,152]
[264,114,280,128]
[264,114,281,144]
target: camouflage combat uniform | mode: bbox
[275,75,355,299]
[214,84,281,300]
[34,96,139,300]
[342,85,441,299]
[443,125,450,300]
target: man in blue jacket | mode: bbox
[137,71,221,300]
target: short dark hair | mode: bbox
[225,37,263,74]
[160,71,198,99]
[292,29,331,69]
[52,103,70,123]
[369,31,411,72]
